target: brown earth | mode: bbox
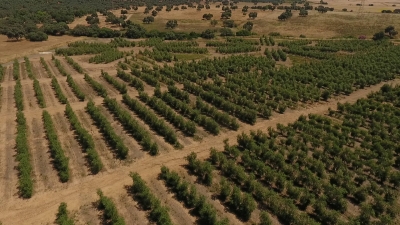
[1,57,399,224]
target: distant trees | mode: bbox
[249,12,258,19]
[166,20,178,29]
[5,25,25,40]
[373,26,398,40]
[203,13,213,20]
[278,9,293,20]
[210,19,218,26]
[220,28,234,36]
[201,29,215,39]
[385,25,398,37]
[299,9,308,16]
[243,21,253,31]
[25,31,48,41]
[223,20,236,28]
[42,22,69,35]
[143,16,155,24]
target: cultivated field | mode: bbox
[0,1,400,225]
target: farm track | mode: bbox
[46,59,62,78]
[20,63,28,80]
[59,78,79,103]
[22,81,39,110]
[32,61,46,79]
[6,65,13,82]
[1,56,400,224]
[0,118,17,201]
[0,85,13,115]
[28,117,59,192]
[40,81,59,107]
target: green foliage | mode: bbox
[101,70,127,94]
[166,20,178,29]
[195,98,239,130]
[186,152,213,186]
[33,79,46,108]
[84,73,108,97]
[130,172,173,225]
[42,110,69,182]
[53,57,69,76]
[123,94,181,148]
[26,31,48,41]
[66,75,85,101]
[15,111,33,198]
[40,57,52,77]
[13,59,20,80]
[51,77,68,104]
[64,56,84,73]
[159,166,228,225]
[86,100,129,159]
[55,202,74,225]
[103,97,158,155]
[24,57,34,79]
[139,91,196,136]
[89,49,124,64]
[156,88,220,135]
[56,41,115,55]
[0,64,4,82]
[184,82,257,124]
[14,80,24,111]
[65,104,103,174]
[97,189,126,225]
[116,69,144,91]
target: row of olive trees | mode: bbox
[139,91,197,136]
[155,88,220,135]
[86,100,129,159]
[65,104,103,174]
[122,94,181,148]
[160,166,229,225]
[130,172,173,225]
[42,110,70,182]
[102,97,159,155]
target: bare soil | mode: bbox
[1,77,398,224]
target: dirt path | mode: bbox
[1,78,400,224]
[0,118,17,201]
[20,62,28,80]
[0,85,11,114]
[40,81,59,107]
[28,117,60,192]
[6,65,13,82]
[58,78,79,103]
[32,61,47,79]
[22,80,39,110]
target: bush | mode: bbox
[26,31,48,41]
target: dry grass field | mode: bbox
[0,1,400,225]
[129,0,400,38]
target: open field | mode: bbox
[0,1,400,224]
[128,1,400,38]
[0,36,399,225]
